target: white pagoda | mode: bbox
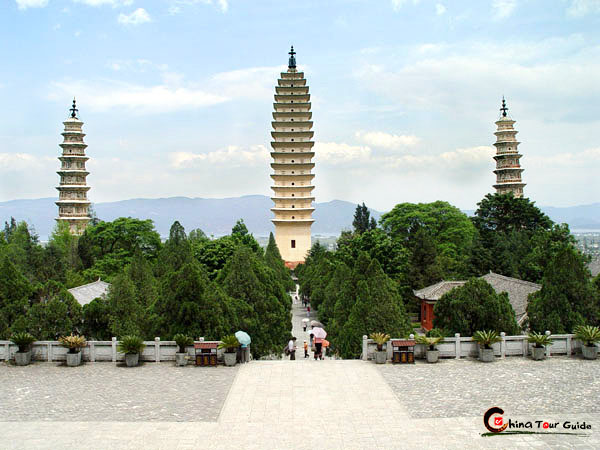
[56,99,91,234]
[270,47,315,267]
[493,97,525,198]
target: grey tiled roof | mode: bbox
[68,279,110,306]
[413,272,541,326]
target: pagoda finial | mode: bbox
[288,45,296,69]
[70,97,78,119]
[500,96,508,117]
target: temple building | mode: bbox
[493,97,525,198]
[270,47,315,268]
[56,99,91,234]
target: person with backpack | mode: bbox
[287,337,297,360]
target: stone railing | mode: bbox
[361,332,584,361]
[0,338,223,363]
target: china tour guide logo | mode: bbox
[482,407,592,437]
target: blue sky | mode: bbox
[1,0,600,211]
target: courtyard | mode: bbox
[1,356,599,449]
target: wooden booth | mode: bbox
[195,342,218,366]
[391,339,415,364]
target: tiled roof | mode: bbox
[68,279,110,306]
[391,340,416,347]
[195,342,218,349]
[413,281,466,301]
[414,272,541,326]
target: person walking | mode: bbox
[314,338,322,360]
[303,340,308,358]
[288,337,297,360]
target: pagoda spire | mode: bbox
[492,97,525,198]
[55,100,91,235]
[288,45,296,70]
[270,47,315,268]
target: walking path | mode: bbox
[1,290,599,449]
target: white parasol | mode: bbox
[311,327,327,339]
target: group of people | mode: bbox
[287,335,326,360]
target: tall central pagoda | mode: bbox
[493,97,525,198]
[270,47,315,267]
[56,99,91,234]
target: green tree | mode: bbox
[82,297,111,340]
[26,288,82,340]
[264,232,295,292]
[433,278,520,336]
[352,203,376,234]
[107,273,144,337]
[527,244,599,333]
[0,255,32,338]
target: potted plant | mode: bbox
[11,332,36,366]
[527,332,552,361]
[574,325,600,360]
[415,335,444,363]
[472,330,501,362]
[59,334,87,367]
[173,333,193,367]
[369,332,390,364]
[218,335,239,366]
[118,335,146,367]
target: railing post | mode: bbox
[500,332,506,359]
[566,334,572,356]
[362,335,368,361]
[545,331,551,357]
[455,333,460,359]
[89,341,95,362]
[47,342,52,362]
[5,342,10,361]
[155,337,160,362]
[112,337,117,362]
[522,335,528,357]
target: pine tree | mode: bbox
[107,273,144,337]
[265,232,294,291]
[0,255,32,338]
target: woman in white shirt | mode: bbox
[288,337,297,360]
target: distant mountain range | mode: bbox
[1,195,599,240]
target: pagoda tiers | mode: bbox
[493,97,525,198]
[56,99,91,234]
[270,46,315,267]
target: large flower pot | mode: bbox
[374,350,387,364]
[479,348,495,363]
[426,350,439,363]
[532,347,546,361]
[224,352,237,367]
[15,351,31,366]
[125,353,139,367]
[66,351,82,367]
[582,345,598,360]
[175,353,187,366]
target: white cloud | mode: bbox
[567,0,600,17]
[355,131,420,149]
[169,0,228,14]
[118,8,151,25]
[314,142,372,163]
[492,0,517,20]
[435,3,446,15]
[391,0,420,12]
[73,0,133,7]
[15,0,48,9]
[169,145,269,169]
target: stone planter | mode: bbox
[532,346,546,361]
[426,349,439,363]
[125,353,139,367]
[175,353,188,366]
[224,352,237,367]
[15,350,31,366]
[479,348,495,363]
[66,351,82,367]
[582,345,598,360]
[374,350,387,364]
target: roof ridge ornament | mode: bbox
[288,45,296,69]
[500,96,508,118]
[70,97,78,119]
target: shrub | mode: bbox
[218,335,239,353]
[527,332,552,348]
[415,335,444,351]
[369,332,390,351]
[11,332,36,353]
[472,330,502,349]
[117,335,145,355]
[173,333,194,353]
[59,334,87,353]
[573,325,600,347]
